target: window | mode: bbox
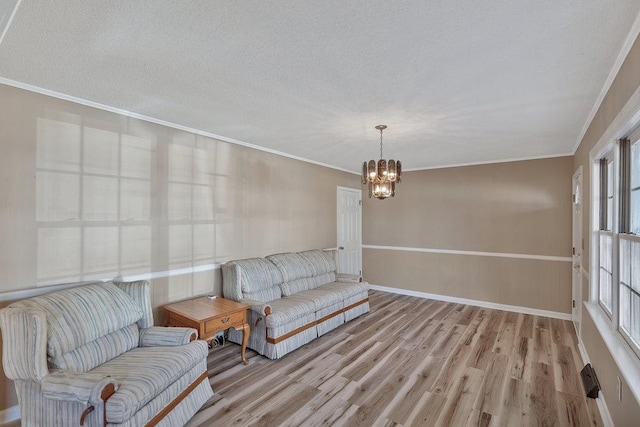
[599,157,614,314]
[619,139,640,356]
[36,118,154,286]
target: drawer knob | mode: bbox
[221,317,230,323]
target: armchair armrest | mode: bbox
[239,298,272,316]
[337,273,362,283]
[42,371,118,405]
[139,326,197,347]
[0,307,49,382]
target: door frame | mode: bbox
[336,186,362,275]
[572,166,583,336]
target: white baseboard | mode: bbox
[0,405,20,424]
[574,336,614,427]
[594,385,615,427]
[368,284,572,321]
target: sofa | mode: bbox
[222,249,369,359]
[0,280,213,427]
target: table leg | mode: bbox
[235,323,250,365]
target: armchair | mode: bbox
[0,281,213,426]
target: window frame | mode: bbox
[618,131,640,358]
[597,152,617,318]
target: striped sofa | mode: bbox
[0,281,213,427]
[222,249,370,359]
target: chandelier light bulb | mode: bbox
[361,125,402,200]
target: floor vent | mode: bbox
[580,363,600,399]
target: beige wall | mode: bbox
[363,156,573,313]
[0,84,359,411]
[572,34,640,425]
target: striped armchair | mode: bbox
[0,281,213,426]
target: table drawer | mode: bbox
[205,310,245,334]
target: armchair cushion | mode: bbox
[90,341,208,423]
[41,371,118,405]
[0,306,48,381]
[113,280,154,328]
[50,324,140,372]
[10,282,143,357]
[139,326,197,347]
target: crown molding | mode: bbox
[572,8,640,155]
[403,152,573,172]
[0,77,359,175]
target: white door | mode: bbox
[337,187,362,275]
[572,167,583,335]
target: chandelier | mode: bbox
[362,125,402,199]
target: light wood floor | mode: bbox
[187,290,602,426]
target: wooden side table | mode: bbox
[163,296,250,365]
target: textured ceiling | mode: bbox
[1,1,640,172]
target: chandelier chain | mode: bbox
[379,128,384,159]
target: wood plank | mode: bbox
[468,410,492,427]
[556,391,592,427]
[428,323,465,358]
[552,343,583,396]
[509,336,533,382]
[341,337,399,382]
[460,309,489,347]
[474,354,508,416]
[518,313,534,338]
[467,331,498,370]
[501,378,531,427]
[386,356,446,424]
[492,311,518,355]
[405,392,447,426]
[245,379,320,425]
[530,362,559,426]
[458,305,480,326]
[484,310,507,332]
[533,323,554,365]
[435,366,485,426]
[431,343,473,396]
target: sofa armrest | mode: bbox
[42,371,118,405]
[0,307,49,382]
[337,273,362,283]
[239,298,272,316]
[139,326,198,347]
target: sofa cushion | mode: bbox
[10,283,143,357]
[50,324,140,373]
[309,272,338,289]
[298,250,336,275]
[317,281,369,301]
[267,253,315,295]
[90,340,209,423]
[267,253,313,281]
[264,297,316,328]
[292,288,343,311]
[223,258,283,302]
